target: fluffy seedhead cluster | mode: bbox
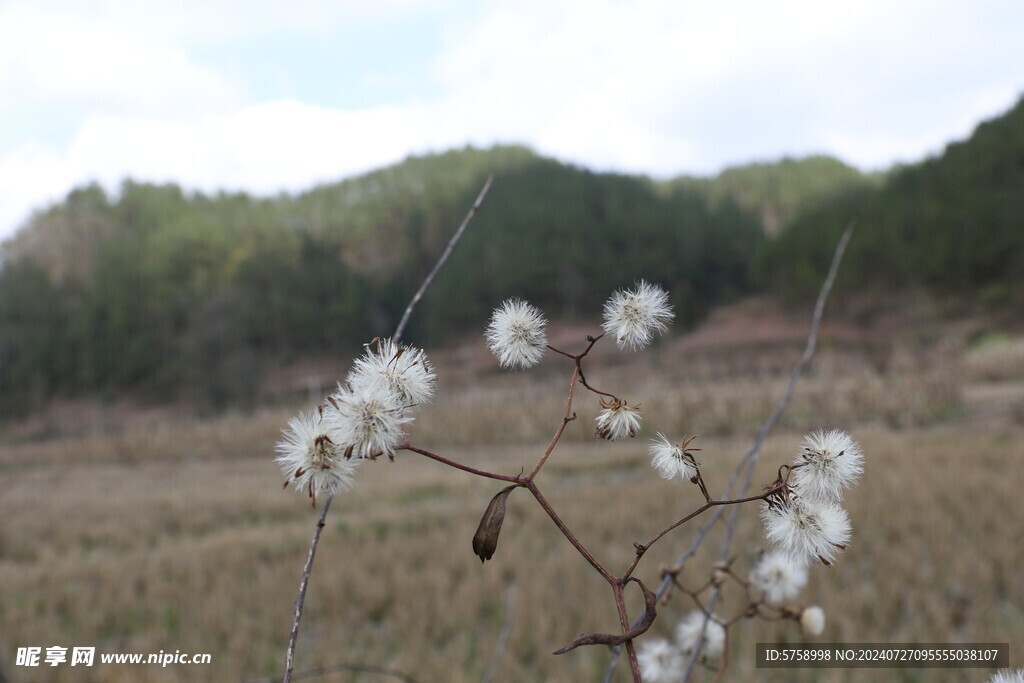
[649,433,700,482]
[632,430,863,679]
[484,298,548,369]
[602,279,675,351]
[481,285,863,678]
[637,611,726,682]
[278,275,864,683]
[275,338,435,505]
[274,410,360,505]
[748,550,808,605]
[761,429,863,566]
[644,549,829,680]
[595,397,643,440]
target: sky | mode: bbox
[1,0,1022,241]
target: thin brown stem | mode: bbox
[680,221,856,683]
[282,175,494,681]
[283,495,333,683]
[605,223,855,683]
[547,334,616,399]
[621,485,783,580]
[547,331,605,359]
[402,443,523,483]
[613,583,642,682]
[693,471,712,503]
[712,628,730,683]
[482,582,518,683]
[575,364,617,400]
[545,345,578,359]
[393,173,494,344]
[525,367,579,481]
[553,578,656,657]
[525,481,614,582]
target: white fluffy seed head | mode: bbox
[348,338,436,410]
[800,605,826,636]
[636,638,685,683]
[328,382,411,459]
[484,298,548,369]
[761,494,852,566]
[602,280,674,351]
[791,429,863,503]
[649,433,698,482]
[749,551,808,605]
[275,410,359,504]
[675,611,726,661]
[987,669,1024,683]
[595,398,642,441]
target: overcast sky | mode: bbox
[1,0,1021,241]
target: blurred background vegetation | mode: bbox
[1,95,1022,683]
[0,97,1021,418]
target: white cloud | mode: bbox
[0,141,82,237]
[3,29,240,116]
[430,0,1022,175]
[0,100,438,238]
[1,0,1022,240]
[73,101,434,191]
[0,2,241,115]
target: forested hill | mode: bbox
[674,155,882,236]
[0,146,769,412]
[2,93,1020,415]
[757,97,1024,303]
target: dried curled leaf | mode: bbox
[472,485,516,562]
[552,578,657,654]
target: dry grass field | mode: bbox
[1,302,1022,682]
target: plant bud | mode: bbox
[472,485,516,562]
[712,569,728,586]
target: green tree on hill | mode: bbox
[756,97,1024,304]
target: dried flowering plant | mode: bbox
[637,551,830,681]
[275,177,859,683]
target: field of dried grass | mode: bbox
[1,305,1022,682]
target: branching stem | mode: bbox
[281,174,494,683]
[524,481,614,582]
[283,196,856,683]
[401,442,523,483]
[525,367,579,480]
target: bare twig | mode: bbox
[281,174,495,683]
[401,442,523,483]
[526,481,615,582]
[482,582,518,683]
[525,367,579,480]
[620,485,785,580]
[722,221,856,508]
[283,496,332,683]
[680,221,855,682]
[603,222,855,683]
[393,173,494,344]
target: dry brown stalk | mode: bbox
[281,195,856,683]
[281,174,494,683]
[602,222,855,682]
[392,326,815,681]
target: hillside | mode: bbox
[0,146,765,414]
[672,155,881,236]
[3,92,1021,418]
[757,96,1024,303]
